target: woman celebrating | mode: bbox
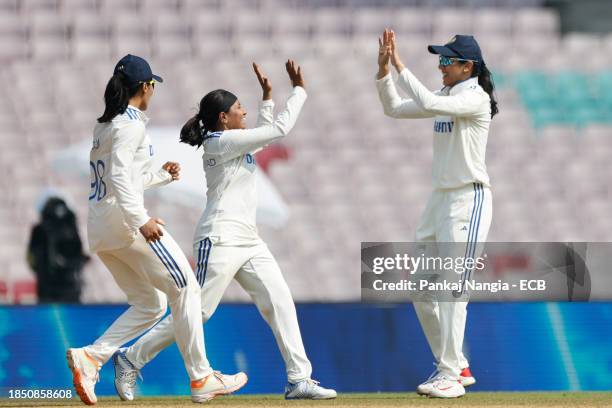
[376,31,497,398]
[67,54,246,405]
[113,60,337,400]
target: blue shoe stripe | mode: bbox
[120,353,136,370]
[149,242,182,288]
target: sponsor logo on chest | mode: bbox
[434,120,454,133]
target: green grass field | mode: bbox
[1,393,612,408]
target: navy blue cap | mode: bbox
[113,54,163,84]
[428,35,483,64]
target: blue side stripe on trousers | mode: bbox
[195,239,204,286]
[201,238,212,287]
[149,242,182,288]
[467,184,485,284]
[462,183,484,293]
[464,183,479,260]
[156,241,187,287]
[467,184,483,262]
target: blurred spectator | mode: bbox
[27,197,89,303]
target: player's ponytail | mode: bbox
[180,89,238,148]
[474,61,499,118]
[180,115,205,147]
[97,72,141,123]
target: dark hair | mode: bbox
[97,72,142,123]
[180,89,237,148]
[471,61,499,118]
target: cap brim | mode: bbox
[427,45,461,57]
[152,74,164,83]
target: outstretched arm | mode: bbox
[218,86,306,160]
[215,60,307,161]
[396,68,486,117]
[389,29,486,117]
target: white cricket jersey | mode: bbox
[193,86,307,245]
[88,105,172,252]
[376,69,491,189]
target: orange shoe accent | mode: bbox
[460,367,473,377]
[66,350,96,406]
[191,375,210,389]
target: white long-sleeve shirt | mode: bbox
[193,86,307,245]
[376,68,491,189]
[88,105,172,252]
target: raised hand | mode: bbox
[378,36,390,68]
[285,59,305,89]
[253,62,272,101]
[377,29,393,79]
[388,29,405,72]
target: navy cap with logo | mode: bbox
[428,35,483,64]
[113,54,163,84]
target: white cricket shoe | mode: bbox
[428,375,466,398]
[284,379,337,400]
[112,348,142,401]
[66,348,100,405]
[459,367,476,387]
[416,369,442,395]
[191,371,248,403]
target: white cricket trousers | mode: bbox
[84,229,211,381]
[125,238,312,383]
[413,182,492,380]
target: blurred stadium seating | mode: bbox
[0,0,610,303]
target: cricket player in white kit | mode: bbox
[112,60,336,400]
[66,55,246,405]
[376,31,498,398]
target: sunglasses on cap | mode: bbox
[438,55,475,67]
[140,79,155,88]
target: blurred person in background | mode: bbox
[114,60,336,401]
[376,30,498,398]
[66,54,246,405]
[27,196,89,303]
